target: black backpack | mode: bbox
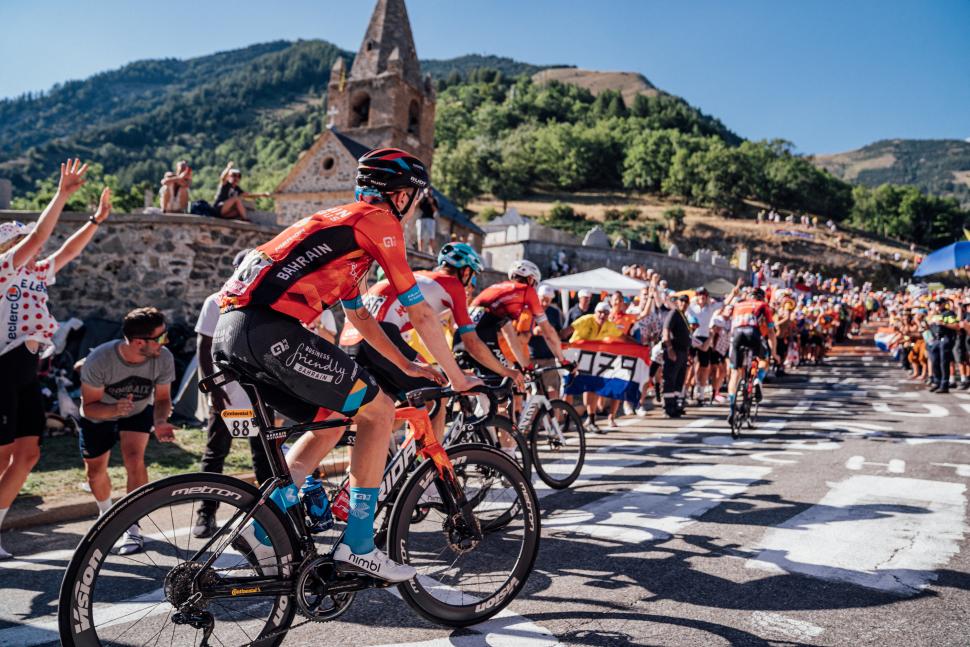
[190,200,216,217]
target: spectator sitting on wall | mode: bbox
[549,249,570,277]
[79,307,176,555]
[415,187,438,254]
[159,160,192,213]
[214,162,251,221]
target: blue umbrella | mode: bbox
[913,241,970,277]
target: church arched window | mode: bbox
[351,93,371,127]
[407,99,421,135]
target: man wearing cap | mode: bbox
[190,249,273,538]
[928,297,960,393]
[662,294,692,418]
[530,285,565,399]
[686,287,720,404]
[564,289,594,333]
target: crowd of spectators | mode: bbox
[0,158,962,562]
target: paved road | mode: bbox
[3,341,970,646]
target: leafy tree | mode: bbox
[622,129,679,192]
[432,139,484,208]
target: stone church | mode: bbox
[274,0,483,249]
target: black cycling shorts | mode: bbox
[213,307,380,420]
[729,327,766,370]
[455,337,510,380]
[345,322,437,402]
[79,406,154,459]
[0,344,46,446]
[689,337,714,367]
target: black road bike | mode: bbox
[730,347,759,438]
[58,367,540,646]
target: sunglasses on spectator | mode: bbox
[133,330,168,344]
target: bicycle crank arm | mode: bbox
[325,573,397,594]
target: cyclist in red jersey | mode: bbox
[726,287,779,425]
[214,148,480,583]
[460,259,567,374]
[339,242,524,439]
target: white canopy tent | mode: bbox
[540,268,646,313]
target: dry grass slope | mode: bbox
[531,68,660,105]
[472,192,919,287]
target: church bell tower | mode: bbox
[326,0,436,168]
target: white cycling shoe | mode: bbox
[333,543,417,583]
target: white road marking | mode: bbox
[874,391,918,399]
[789,400,813,415]
[384,585,558,647]
[845,456,905,473]
[747,475,966,595]
[871,402,949,417]
[933,463,970,478]
[750,611,824,640]
[545,464,771,544]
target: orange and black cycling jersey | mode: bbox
[219,201,423,323]
[731,299,774,335]
[471,280,546,326]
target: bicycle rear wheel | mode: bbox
[388,445,540,627]
[530,399,586,489]
[58,473,298,647]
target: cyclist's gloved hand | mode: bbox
[405,361,446,385]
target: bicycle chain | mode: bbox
[183,559,317,646]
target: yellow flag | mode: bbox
[964,228,970,241]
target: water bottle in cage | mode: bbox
[300,473,334,532]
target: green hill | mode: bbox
[0,43,561,203]
[814,139,970,207]
[1,40,966,251]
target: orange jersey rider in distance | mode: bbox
[731,299,775,335]
[471,280,547,326]
[219,201,424,322]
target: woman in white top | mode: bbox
[0,159,111,559]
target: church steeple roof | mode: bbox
[351,0,422,88]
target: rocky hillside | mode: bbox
[813,139,970,207]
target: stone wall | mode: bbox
[484,240,745,290]
[0,210,506,327]
[0,211,279,326]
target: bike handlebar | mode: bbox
[405,378,512,420]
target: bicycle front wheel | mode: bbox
[530,399,586,489]
[58,473,298,647]
[388,445,540,627]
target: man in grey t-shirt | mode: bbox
[79,307,176,554]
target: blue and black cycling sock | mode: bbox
[343,487,379,554]
[756,368,766,383]
[728,393,736,415]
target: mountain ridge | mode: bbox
[812,138,970,207]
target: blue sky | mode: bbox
[1,0,968,154]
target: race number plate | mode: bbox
[220,408,260,437]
